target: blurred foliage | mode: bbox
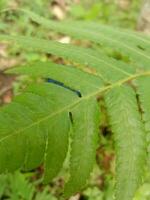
[0,0,149,199]
[69,0,143,29]
[0,169,149,200]
[0,0,143,63]
[0,0,142,29]
[0,171,57,200]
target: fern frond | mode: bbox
[105,85,146,200]
[23,10,150,70]
[0,16,150,200]
[7,61,104,95]
[0,81,101,195]
[0,83,78,175]
[136,77,150,166]
[0,34,134,83]
[64,98,100,197]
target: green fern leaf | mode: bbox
[7,61,104,95]
[64,98,100,197]
[0,83,78,175]
[0,34,134,83]
[136,77,150,166]
[0,81,101,195]
[105,85,146,200]
[23,10,150,70]
[0,16,150,200]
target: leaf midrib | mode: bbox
[1,71,150,144]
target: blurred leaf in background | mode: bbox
[0,174,8,198]
[0,171,58,200]
[8,172,34,200]
[134,184,150,200]
[69,0,142,28]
